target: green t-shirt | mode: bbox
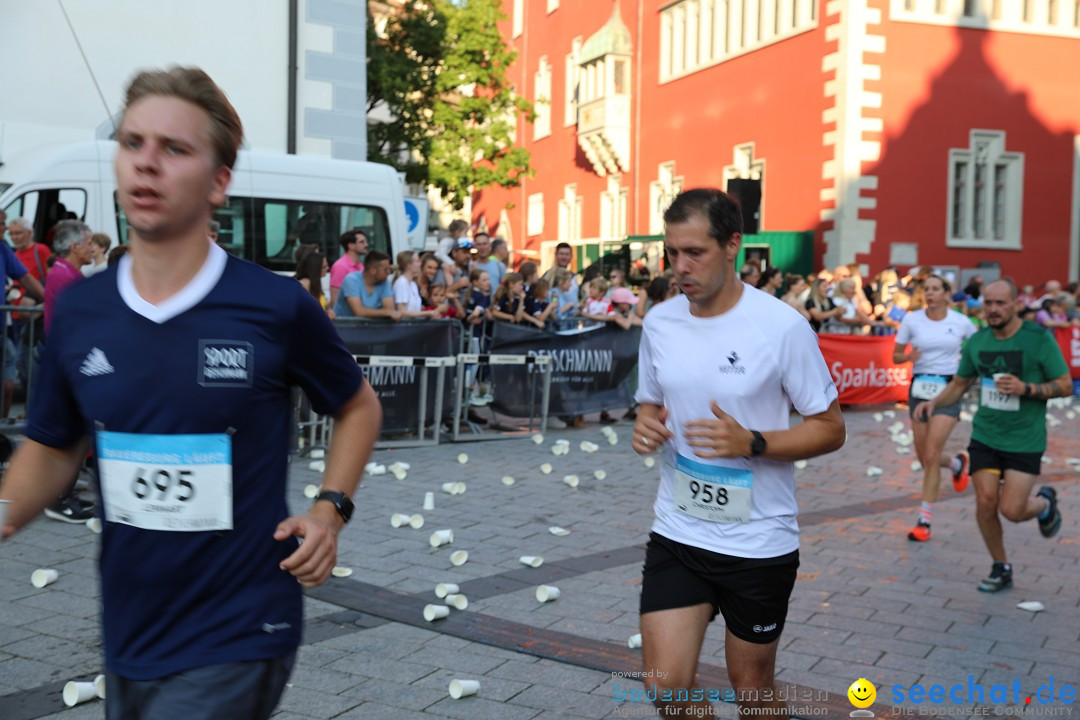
[957,322,1070,453]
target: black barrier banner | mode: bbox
[489,323,640,417]
[333,319,458,434]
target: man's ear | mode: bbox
[209,165,231,208]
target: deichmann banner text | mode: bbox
[489,324,641,417]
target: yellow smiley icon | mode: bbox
[848,678,877,709]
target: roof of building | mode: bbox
[580,1,632,63]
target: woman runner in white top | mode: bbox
[392,251,437,319]
[893,275,977,541]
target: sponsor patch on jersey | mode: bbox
[198,340,254,387]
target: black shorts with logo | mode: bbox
[968,438,1042,477]
[640,532,799,644]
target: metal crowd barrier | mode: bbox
[451,352,552,442]
[0,304,45,438]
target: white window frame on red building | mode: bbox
[945,129,1024,250]
[528,193,545,237]
[558,184,583,243]
[649,162,684,235]
[565,37,583,127]
[533,56,552,140]
[889,0,1080,38]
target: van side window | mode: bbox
[4,188,87,250]
[245,198,390,273]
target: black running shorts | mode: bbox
[968,438,1042,477]
[640,532,799,644]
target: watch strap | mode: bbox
[314,490,354,524]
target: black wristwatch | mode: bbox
[314,491,355,524]
[748,430,767,457]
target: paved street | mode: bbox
[1,400,1078,719]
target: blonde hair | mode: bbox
[122,67,244,169]
[589,276,609,295]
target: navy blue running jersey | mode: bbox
[28,245,364,680]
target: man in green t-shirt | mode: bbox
[915,279,1071,593]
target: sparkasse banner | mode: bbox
[817,334,912,405]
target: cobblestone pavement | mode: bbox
[1,399,1078,719]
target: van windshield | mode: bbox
[115,194,391,272]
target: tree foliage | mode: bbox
[367,0,533,209]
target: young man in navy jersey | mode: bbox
[0,67,381,719]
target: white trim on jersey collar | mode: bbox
[117,241,228,324]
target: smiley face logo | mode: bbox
[847,678,877,709]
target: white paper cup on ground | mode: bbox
[532,433,544,444]
[331,566,353,577]
[441,482,457,494]
[310,449,325,459]
[94,674,106,699]
[430,529,454,547]
[535,585,560,602]
[303,484,320,499]
[308,460,325,472]
[446,593,469,610]
[391,513,410,528]
[607,434,618,445]
[580,441,599,453]
[501,475,516,486]
[540,463,553,474]
[450,550,469,566]
[449,679,480,699]
[424,604,450,622]
[86,517,102,534]
[562,474,579,488]
[63,681,97,707]
[409,514,425,529]
[453,482,467,495]
[457,453,469,464]
[594,470,607,480]
[424,492,435,511]
[1017,600,1044,613]
[435,582,459,598]
[628,633,642,648]
[643,457,656,468]
[794,460,808,470]
[389,461,410,473]
[866,466,884,477]
[520,555,544,568]
[391,467,408,480]
[549,526,570,536]
[367,463,386,476]
[31,569,58,589]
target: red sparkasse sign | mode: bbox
[1055,326,1080,380]
[817,334,912,405]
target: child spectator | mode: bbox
[492,272,532,325]
[610,287,643,330]
[422,282,459,319]
[582,277,613,320]
[464,269,493,405]
[527,278,555,327]
[552,269,579,322]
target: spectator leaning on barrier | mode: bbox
[392,251,437,319]
[82,233,111,277]
[519,261,538,299]
[329,228,367,309]
[552,269,578,322]
[471,232,505,296]
[422,282,458,319]
[582,276,614,320]
[435,238,473,304]
[464,269,494,405]
[526,277,555,327]
[494,272,545,329]
[333,250,400,321]
[805,277,841,332]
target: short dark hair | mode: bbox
[663,188,743,245]
[555,242,572,253]
[339,228,366,252]
[364,249,390,268]
[473,232,490,243]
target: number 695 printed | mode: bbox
[131,468,195,502]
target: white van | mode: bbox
[0,141,413,273]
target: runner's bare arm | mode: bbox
[276,378,381,588]
[0,438,89,537]
[892,344,921,365]
[685,400,845,460]
[1022,372,1073,400]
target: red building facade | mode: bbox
[473,0,1080,286]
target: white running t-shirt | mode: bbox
[636,287,839,558]
[895,309,975,375]
[393,277,423,313]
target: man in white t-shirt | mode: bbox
[631,188,845,718]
